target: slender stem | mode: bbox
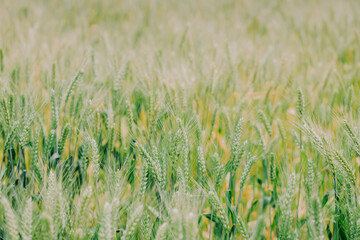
[14,146,21,181]
[0,155,4,171]
[296,128,302,228]
[227,155,235,236]
[70,134,79,185]
[236,187,244,214]
[95,180,100,209]
[60,101,67,135]
[332,173,339,240]
[72,133,79,163]
[296,162,302,226]
[269,202,272,240]
[209,206,214,239]
[226,231,230,240]
[354,189,358,209]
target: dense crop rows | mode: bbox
[1,0,360,239]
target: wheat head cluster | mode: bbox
[1,0,360,239]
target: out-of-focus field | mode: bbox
[1,0,360,239]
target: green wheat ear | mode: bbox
[296,89,304,119]
[1,196,19,240]
[258,111,272,138]
[65,71,83,104]
[126,99,135,133]
[89,138,100,181]
[155,222,168,240]
[231,118,245,155]
[50,88,59,130]
[121,205,144,240]
[4,121,18,151]
[139,159,149,199]
[332,150,356,187]
[269,152,276,184]
[279,172,296,240]
[36,213,56,240]
[208,190,230,231]
[343,119,360,155]
[21,198,33,240]
[197,146,206,182]
[232,141,246,171]
[44,170,57,216]
[98,202,114,240]
[236,214,249,240]
[46,129,56,159]
[141,212,153,240]
[254,124,266,150]
[74,186,92,231]
[31,128,43,181]
[58,123,70,155]
[277,119,286,142]
[237,154,257,202]
[56,190,67,231]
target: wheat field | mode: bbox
[1,0,360,239]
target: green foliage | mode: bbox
[1,0,360,239]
